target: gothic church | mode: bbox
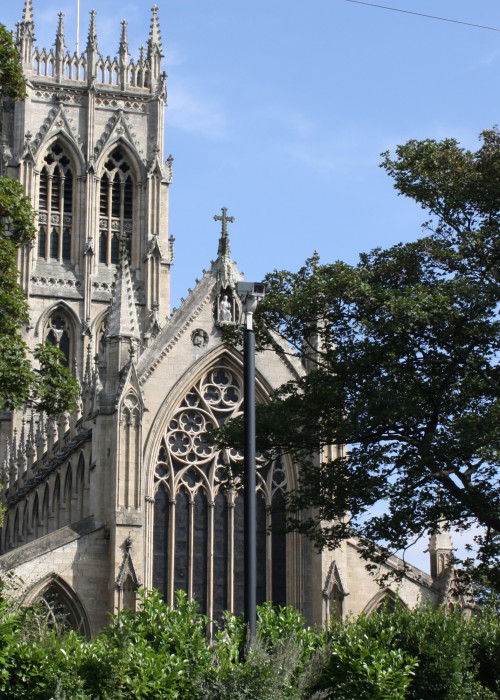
[0,1,460,634]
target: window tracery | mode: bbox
[38,141,73,262]
[153,364,288,620]
[32,580,90,637]
[98,147,133,265]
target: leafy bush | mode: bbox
[0,589,499,698]
[197,603,327,699]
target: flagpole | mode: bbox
[76,0,80,55]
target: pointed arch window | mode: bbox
[99,147,133,265]
[38,141,73,262]
[30,579,91,638]
[153,364,288,621]
[44,311,73,368]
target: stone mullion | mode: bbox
[168,498,176,607]
[266,504,272,602]
[120,181,125,249]
[46,176,53,258]
[124,418,131,508]
[207,497,214,622]
[188,499,194,599]
[227,489,235,612]
[106,180,113,264]
[58,175,65,261]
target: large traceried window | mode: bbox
[153,365,288,621]
[99,147,133,265]
[38,141,73,262]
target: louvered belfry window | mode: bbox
[99,148,133,264]
[153,364,288,620]
[38,141,73,262]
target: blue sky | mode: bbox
[5,0,499,571]
[6,1,500,309]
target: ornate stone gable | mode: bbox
[93,110,144,166]
[31,103,84,159]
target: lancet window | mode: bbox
[45,312,72,367]
[38,141,73,262]
[98,147,133,264]
[153,365,288,621]
[33,580,90,637]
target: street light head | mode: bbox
[237,281,267,303]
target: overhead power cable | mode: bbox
[345,0,500,33]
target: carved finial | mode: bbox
[23,0,33,24]
[55,12,66,55]
[149,5,162,47]
[87,9,98,51]
[119,19,129,58]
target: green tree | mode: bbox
[217,128,500,588]
[0,24,78,415]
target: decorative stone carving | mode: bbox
[191,329,208,348]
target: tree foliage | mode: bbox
[0,24,26,100]
[0,589,498,698]
[217,128,500,587]
[0,25,78,415]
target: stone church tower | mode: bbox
[0,1,459,634]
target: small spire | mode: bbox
[311,250,320,268]
[149,5,162,48]
[429,521,454,580]
[87,9,98,51]
[19,418,26,456]
[28,411,36,446]
[11,428,18,463]
[18,0,35,68]
[83,342,93,386]
[55,12,65,53]
[54,11,66,81]
[119,19,129,58]
[105,237,141,342]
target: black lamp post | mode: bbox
[237,281,267,641]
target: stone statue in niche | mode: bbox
[219,295,232,323]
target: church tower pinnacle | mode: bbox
[54,12,66,82]
[86,9,98,81]
[147,5,163,90]
[119,20,129,89]
[17,0,35,69]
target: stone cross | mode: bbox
[213,207,234,238]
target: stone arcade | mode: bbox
[0,1,464,635]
